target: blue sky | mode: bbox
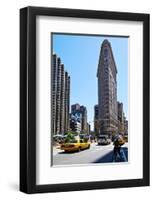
[52,34,128,130]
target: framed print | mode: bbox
[20,6,150,193]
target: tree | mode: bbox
[64,132,76,143]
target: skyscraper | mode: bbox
[64,72,70,133]
[94,105,99,134]
[51,54,70,135]
[52,54,58,135]
[71,103,80,113]
[70,103,88,133]
[117,101,124,134]
[97,39,118,136]
[124,118,128,135]
[80,105,88,133]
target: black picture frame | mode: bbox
[20,6,150,194]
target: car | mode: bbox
[97,135,111,145]
[60,138,90,152]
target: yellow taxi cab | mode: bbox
[60,138,90,152]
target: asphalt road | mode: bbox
[53,142,128,166]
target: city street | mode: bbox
[53,142,128,166]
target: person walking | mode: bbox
[112,137,122,162]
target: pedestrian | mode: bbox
[112,137,121,162]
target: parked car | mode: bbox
[60,138,90,152]
[97,135,111,145]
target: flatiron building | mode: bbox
[97,39,118,136]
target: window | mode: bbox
[104,48,108,57]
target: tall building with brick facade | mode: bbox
[117,101,124,134]
[97,39,118,136]
[94,105,99,134]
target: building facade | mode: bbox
[70,120,81,133]
[64,72,70,133]
[94,105,100,134]
[97,39,118,136]
[70,103,88,133]
[117,101,124,134]
[87,123,91,135]
[124,117,128,135]
[51,54,70,135]
[80,105,88,133]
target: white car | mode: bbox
[97,135,111,145]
